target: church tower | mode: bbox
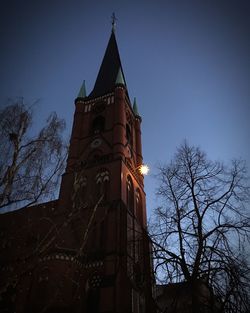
[58,27,155,312]
[0,25,155,313]
[58,26,155,312]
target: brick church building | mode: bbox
[0,26,156,313]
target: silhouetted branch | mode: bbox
[151,141,250,312]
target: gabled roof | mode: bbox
[88,30,127,98]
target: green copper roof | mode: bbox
[133,97,140,116]
[77,80,86,98]
[115,67,125,85]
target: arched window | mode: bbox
[96,180,102,200]
[135,189,143,224]
[95,169,110,201]
[72,171,87,210]
[126,124,132,145]
[92,116,105,134]
[127,175,134,213]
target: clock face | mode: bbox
[91,138,102,148]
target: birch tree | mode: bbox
[0,99,67,212]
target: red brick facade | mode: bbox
[0,30,156,313]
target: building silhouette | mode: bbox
[0,27,156,313]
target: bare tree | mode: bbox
[151,141,250,312]
[0,98,67,212]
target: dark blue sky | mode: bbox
[1,0,249,217]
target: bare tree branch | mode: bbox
[151,141,250,312]
[0,99,67,212]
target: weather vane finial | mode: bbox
[111,12,117,32]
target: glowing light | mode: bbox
[139,164,149,175]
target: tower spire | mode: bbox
[133,97,140,116]
[77,80,86,98]
[115,67,125,85]
[88,26,126,98]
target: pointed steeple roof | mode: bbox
[133,97,140,116]
[115,67,125,85]
[77,80,87,98]
[88,30,126,98]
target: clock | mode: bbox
[91,138,102,148]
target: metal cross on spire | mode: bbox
[111,12,117,32]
